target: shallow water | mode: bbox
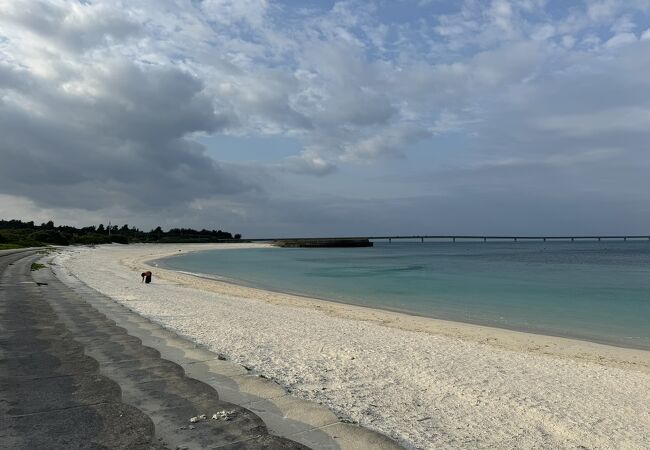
[159,241,650,349]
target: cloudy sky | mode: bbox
[1,0,650,237]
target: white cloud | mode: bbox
[200,0,269,26]
[489,0,515,35]
[611,14,636,33]
[0,0,140,53]
[340,125,430,162]
[605,32,638,48]
[281,152,337,176]
[531,24,556,41]
[587,0,620,22]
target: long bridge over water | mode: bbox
[247,235,650,243]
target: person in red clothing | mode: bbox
[141,271,152,284]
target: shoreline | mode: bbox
[142,244,650,374]
[57,243,650,449]
[155,259,650,354]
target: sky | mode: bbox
[1,0,650,238]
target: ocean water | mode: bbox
[158,241,650,349]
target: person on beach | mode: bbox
[141,271,152,284]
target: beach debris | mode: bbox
[217,354,227,360]
[190,410,220,424]
[211,410,237,421]
[188,425,195,430]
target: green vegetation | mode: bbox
[30,263,46,271]
[0,243,22,250]
[0,219,242,248]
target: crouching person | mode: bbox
[141,271,152,284]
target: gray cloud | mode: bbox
[2,0,650,235]
[0,54,256,211]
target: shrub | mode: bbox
[109,235,129,244]
[29,230,70,245]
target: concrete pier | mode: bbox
[247,235,650,244]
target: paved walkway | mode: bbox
[1,249,403,450]
[1,250,307,449]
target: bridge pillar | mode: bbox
[514,237,517,242]
[571,237,574,242]
[452,237,456,243]
[483,237,487,242]
[598,237,601,242]
[421,237,424,243]
[388,238,392,243]
[543,237,546,242]
[624,237,627,241]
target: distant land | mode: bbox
[0,219,241,249]
[272,238,373,248]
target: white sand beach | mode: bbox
[54,244,650,449]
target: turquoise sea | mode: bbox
[158,241,650,349]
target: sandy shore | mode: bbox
[55,243,650,449]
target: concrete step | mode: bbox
[47,250,403,450]
[0,252,162,450]
[28,254,309,450]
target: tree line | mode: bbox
[0,219,241,248]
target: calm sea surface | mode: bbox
[158,241,650,349]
